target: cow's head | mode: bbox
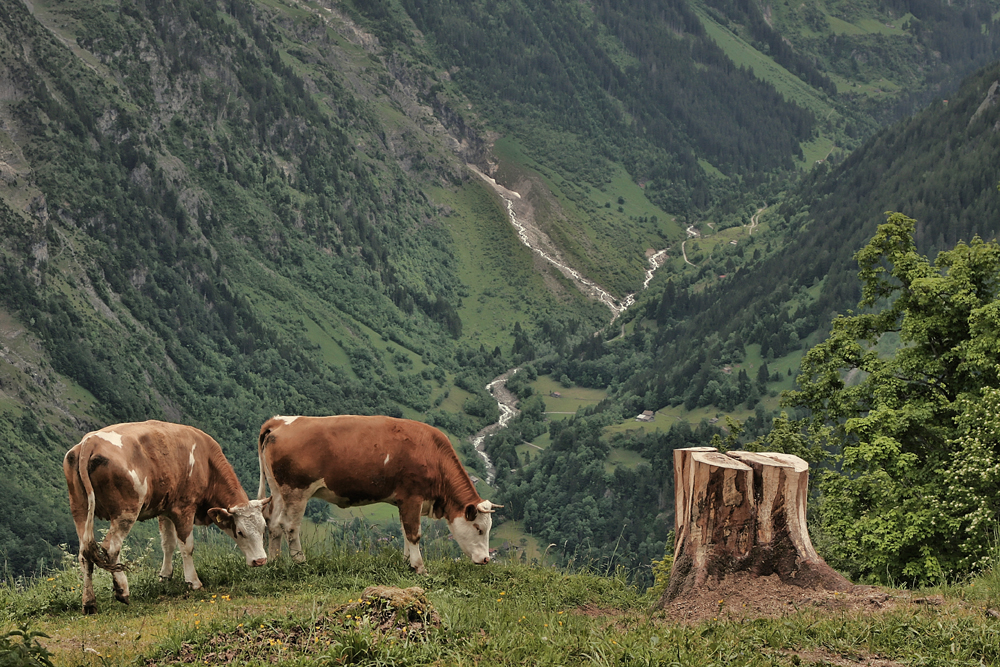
[448,500,503,565]
[208,497,271,567]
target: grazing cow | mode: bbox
[257,415,502,573]
[63,421,270,614]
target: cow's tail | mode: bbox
[75,438,127,573]
[257,425,272,501]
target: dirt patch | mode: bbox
[657,573,899,624]
[141,587,440,665]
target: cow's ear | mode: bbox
[208,508,233,529]
[464,503,478,522]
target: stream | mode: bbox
[469,168,671,482]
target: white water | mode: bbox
[468,167,673,475]
[472,166,670,321]
[471,369,520,484]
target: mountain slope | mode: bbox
[0,0,998,579]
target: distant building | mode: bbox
[635,410,655,422]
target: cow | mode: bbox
[63,420,270,614]
[257,415,502,574]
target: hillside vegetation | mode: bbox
[1,0,1000,593]
[3,541,1000,666]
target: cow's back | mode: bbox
[260,415,444,503]
[65,421,218,521]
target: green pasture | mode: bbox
[429,181,555,350]
[605,447,649,474]
[531,375,607,417]
[491,520,546,563]
[491,137,682,295]
[693,4,836,121]
[436,383,475,415]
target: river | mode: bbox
[469,167,671,480]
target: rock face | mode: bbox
[659,447,852,608]
[969,79,1000,127]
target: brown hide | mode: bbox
[63,420,268,613]
[258,415,483,520]
[64,421,250,538]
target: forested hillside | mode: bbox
[0,0,599,574]
[1,0,999,584]
[498,62,1000,584]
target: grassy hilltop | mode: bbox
[4,534,1000,667]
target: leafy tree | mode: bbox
[785,211,1000,584]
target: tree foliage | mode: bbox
[785,212,1000,584]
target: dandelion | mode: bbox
[47,577,55,581]
[557,611,563,615]
[500,591,506,595]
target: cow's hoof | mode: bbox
[159,575,171,582]
[83,603,97,615]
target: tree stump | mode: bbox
[661,447,851,606]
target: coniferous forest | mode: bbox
[1,0,1000,594]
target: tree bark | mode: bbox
[661,447,851,606]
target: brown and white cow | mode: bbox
[63,421,270,614]
[257,415,501,573]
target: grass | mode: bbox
[693,4,836,120]
[532,375,607,418]
[6,536,1000,667]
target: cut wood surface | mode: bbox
[662,447,851,607]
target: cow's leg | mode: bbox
[70,513,98,614]
[175,525,204,590]
[266,491,288,561]
[398,500,425,574]
[158,516,178,581]
[102,514,136,605]
[270,487,309,563]
[79,552,97,615]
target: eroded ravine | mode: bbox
[468,167,671,477]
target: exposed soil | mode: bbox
[657,572,901,624]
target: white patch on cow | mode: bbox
[84,490,96,539]
[383,453,391,466]
[98,430,126,448]
[128,469,148,503]
[273,415,299,425]
[188,443,197,478]
[448,510,493,565]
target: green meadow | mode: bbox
[5,538,1000,666]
